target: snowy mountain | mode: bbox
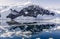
[0,4,60,38]
[0,5,60,24]
[0,5,58,19]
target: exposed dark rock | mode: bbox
[6,5,55,20]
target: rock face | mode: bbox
[6,5,55,20]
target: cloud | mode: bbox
[0,0,29,6]
[0,0,14,6]
[0,0,60,9]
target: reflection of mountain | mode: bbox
[6,20,55,34]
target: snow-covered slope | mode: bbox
[0,3,60,23]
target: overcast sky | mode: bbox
[0,0,60,9]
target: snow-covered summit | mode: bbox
[0,3,60,21]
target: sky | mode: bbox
[0,0,60,9]
[32,0,60,9]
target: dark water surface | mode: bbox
[0,19,60,39]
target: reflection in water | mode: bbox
[6,20,55,37]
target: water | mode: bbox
[0,19,60,39]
